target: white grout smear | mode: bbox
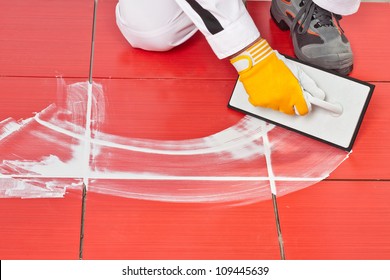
[262,123,277,195]
[0,118,23,140]
[0,178,83,199]
[0,79,349,202]
[82,82,94,189]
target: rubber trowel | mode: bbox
[228,57,374,151]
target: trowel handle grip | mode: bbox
[308,95,343,115]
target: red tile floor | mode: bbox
[0,0,389,260]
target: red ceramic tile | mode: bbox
[0,187,82,259]
[340,3,390,82]
[82,191,280,259]
[0,77,84,259]
[0,77,58,121]
[0,77,91,181]
[276,180,390,259]
[90,78,243,139]
[80,77,280,259]
[0,0,93,78]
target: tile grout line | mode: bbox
[79,0,98,260]
[262,124,286,260]
[271,194,285,259]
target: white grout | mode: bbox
[261,123,278,195]
[82,82,93,189]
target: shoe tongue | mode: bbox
[312,6,333,27]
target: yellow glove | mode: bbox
[230,39,324,115]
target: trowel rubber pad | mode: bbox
[228,57,374,151]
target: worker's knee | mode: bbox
[115,1,197,52]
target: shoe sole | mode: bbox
[270,1,353,75]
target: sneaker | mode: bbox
[270,0,353,75]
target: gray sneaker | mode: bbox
[270,0,353,75]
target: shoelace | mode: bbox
[291,0,344,34]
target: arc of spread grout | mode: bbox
[1,80,349,201]
[91,185,266,202]
[0,173,325,182]
[34,113,273,156]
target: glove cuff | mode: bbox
[230,39,273,74]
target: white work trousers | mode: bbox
[116,0,360,59]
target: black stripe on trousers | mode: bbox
[185,0,224,35]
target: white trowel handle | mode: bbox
[308,95,343,116]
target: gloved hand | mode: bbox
[230,38,325,115]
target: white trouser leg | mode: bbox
[116,0,198,51]
[313,0,360,15]
[116,0,259,59]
